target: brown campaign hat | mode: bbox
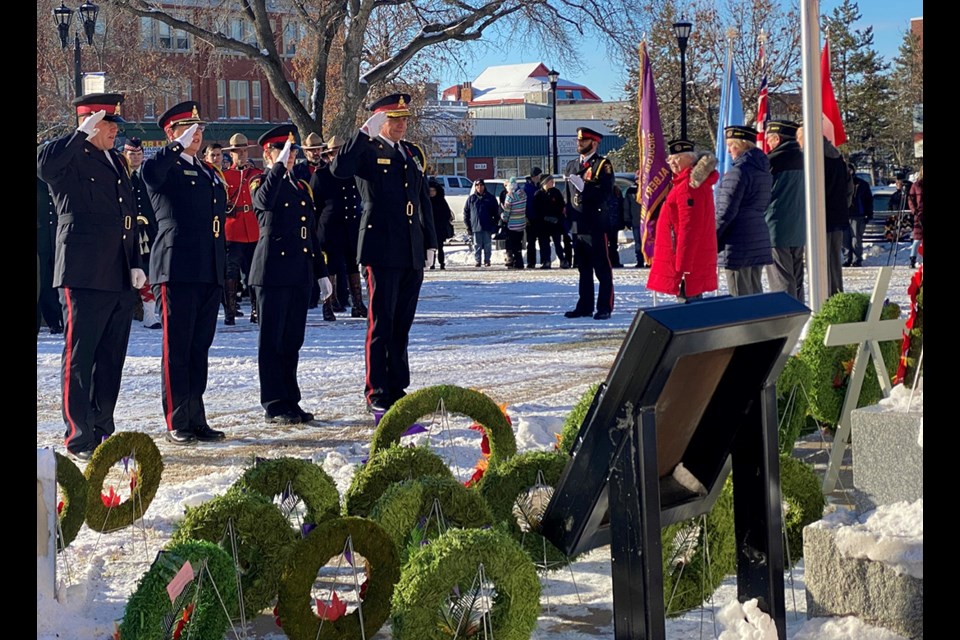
[323,135,345,152]
[301,132,324,149]
[222,133,256,151]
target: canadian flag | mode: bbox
[821,40,847,146]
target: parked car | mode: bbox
[429,175,473,196]
[867,186,912,242]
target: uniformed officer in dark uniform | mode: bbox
[142,101,227,445]
[563,127,616,320]
[249,126,331,424]
[37,94,142,459]
[36,172,63,334]
[311,135,366,320]
[331,93,438,412]
[122,137,162,329]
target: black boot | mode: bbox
[322,298,336,321]
[329,275,346,313]
[349,272,368,318]
[910,257,917,269]
[249,288,258,324]
[223,279,237,325]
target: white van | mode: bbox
[430,175,473,196]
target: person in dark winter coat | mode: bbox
[463,180,499,267]
[647,140,719,302]
[763,121,806,301]
[523,168,546,268]
[845,163,874,267]
[428,180,454,269]
[908,167,923,268]
[715,126,773,296]
[531,175,567,268]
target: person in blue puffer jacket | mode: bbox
[715,125,773,296]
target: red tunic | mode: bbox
[223,164,262,243]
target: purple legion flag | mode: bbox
[637,41,670,266]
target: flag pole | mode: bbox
[801,0,828,312]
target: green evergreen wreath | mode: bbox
[557,382,601,454]
[172,490,297,619]
[661,479,736,616]
[478,450,574,569]
[344,445,454,517]
[797,293,901,425]
[391,528,541,640]
[54,452,88,551]
[276,516,400,640]
[369,476,495,561]
[370,385,516,464]
[84,432,163,533]
[779,454,825,564]
[120,540,237,640]
[776,356,813,454]
[236,457,341,526]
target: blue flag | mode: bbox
[714,49,745,179]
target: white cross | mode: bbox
[821,266,905,493]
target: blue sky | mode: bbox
[435,1,922,102]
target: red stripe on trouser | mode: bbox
[364,266,376,403]
[62,288,80,448]
[161,284,175,430]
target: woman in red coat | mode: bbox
[646,139,719,302]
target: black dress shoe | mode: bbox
[265,411,302,425]
[593,311,611,320]
[165,430,197,445]
[564,309,593,318]
[292,406,315,423]
[69,448,94,461]
[194,424,226,441]
[366,399,391,413]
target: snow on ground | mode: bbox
[37,241,918,639]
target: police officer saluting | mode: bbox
[142,101,227,444]
[564,127,616,320]
[331,93,438,412]
[249,125,332,424]
[37,93,142,460]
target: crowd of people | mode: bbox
[37,95,921,459]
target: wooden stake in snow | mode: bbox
[821,267,905,493]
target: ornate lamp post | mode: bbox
[53,2,100,100]
[672,18,693,140]
[548,68,560,174]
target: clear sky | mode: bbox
[435,1,922,102]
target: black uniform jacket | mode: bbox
[564,153,616,237]
[248,163,327,289]
[142,143,227,285]
[37,132,141,291]
[310,162,362,249]
[331,131,437,268]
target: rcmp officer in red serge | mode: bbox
[564,127,616,320]
[142,101,227,445]
[249,126,332,424]
[331,93,438,412]
[221,133,263,325]
[37,93,142,460]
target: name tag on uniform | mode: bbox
[184,169,199,176]
[377,158,391,165]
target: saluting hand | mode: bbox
[174,124,199,148]
[361,111,388,136]
[276,138,292,166]
[78,110,107,138]
[566,175,585,192]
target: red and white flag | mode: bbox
[755,39,769,152]
[821,39,847,146]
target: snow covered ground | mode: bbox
[37,240,920,639]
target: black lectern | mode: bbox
[540,293,809,639]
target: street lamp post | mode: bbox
[548,68,560,174]
[673,18,693,140]
[545,116,552,171]
[53,2,100,100]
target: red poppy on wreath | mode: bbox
[57,500,64,516]
[894,264,923,384]
[315,591,347,621]
[273,605,282,628]
[171,602,195,640]
[101,486,121,508]
[129,469,139,493]
[464,403,510,487]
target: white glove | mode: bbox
[276,138,292,166]
[78,110,106,137]
[425,248,436,269]
[567,175,585,192]
[361,111,388,136]
[319,277,333,301]
[174,124,199,148]
[130,268,147,290]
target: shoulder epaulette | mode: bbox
[299,180,314,201]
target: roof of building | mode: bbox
[441,62,602,105]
